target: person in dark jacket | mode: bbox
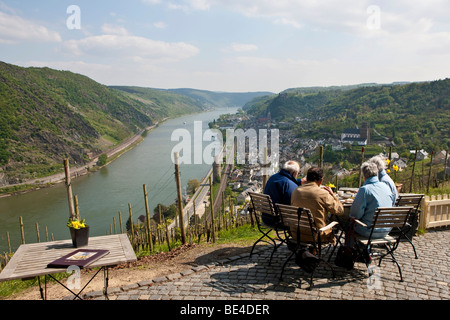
[263,160,302,225]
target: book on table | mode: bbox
[47,249,110,268]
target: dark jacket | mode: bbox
[264,169,300,209]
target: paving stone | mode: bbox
[122,283,139,291]
[138,279,153,287]
[81,228,449,301]
[152,276,168,283]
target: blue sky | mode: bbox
[1,0,449,93]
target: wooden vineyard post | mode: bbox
[318,145,323,168]
[19,216,25,245]
[159,204,171,251]
[119,211,123,234]
[128,203,134,245]
[35,222,40,243]
[74,195,80,220]
[358,147,365,187]
[174,152,187,244]
[143,184,153,252]
[7,232,11,254]
[209,175,216,243]
[410,148,418,193]
[427,151,434,193]
[64,159,76,220]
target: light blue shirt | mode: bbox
[379,169,398,205]
[349,176,394,238]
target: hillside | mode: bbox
[244,79,450,151]
[166,88,274,109]
[0,62,205,186]
[112,86,273,111]
[109,86,207,119]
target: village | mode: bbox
[213,111,449,210]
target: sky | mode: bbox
[1,0,450,93]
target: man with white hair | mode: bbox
[263,160,302,225]
[369,154,398,205]
[349,161,394,238]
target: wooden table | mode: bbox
[0,234,137,300]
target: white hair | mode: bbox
[369,155,387,171]
[361,161,379,179]
[283,160,300,174]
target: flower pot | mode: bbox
[70,226,90,248]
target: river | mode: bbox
[0,107,239,253]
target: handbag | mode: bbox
[295,248,320,273]
[293,208,320,273]
[334,245,358,270]
[334,219,358,270]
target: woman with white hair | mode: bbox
[369,155,398,205]
[349,161,395,238]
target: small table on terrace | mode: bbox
[0,234,137,300]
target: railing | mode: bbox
[419,194,450,229]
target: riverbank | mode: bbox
[0,122,162,199]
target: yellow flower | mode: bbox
[326,183,336,188]
[393,165,399,171]
[386,159,391,165]
[67,218,86,229]
[387,169,391,173]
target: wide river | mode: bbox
[0,107,239,253]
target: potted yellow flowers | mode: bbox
[67,217,89,248]
[325,183,337,193]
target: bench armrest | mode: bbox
[319,221,339,233]
[354,219,367,228]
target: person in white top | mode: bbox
[368,155,398,205]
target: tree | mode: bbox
[187,179,200,195]
[153,203,177,222]
[97,153,107,166]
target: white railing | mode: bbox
[420,194,450,229]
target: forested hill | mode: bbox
[166,88,274,109]
[0,62,204,185]
[243,79,450,151]
[111,86,274,111]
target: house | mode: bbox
[230,182,241,190]
[433,150,448,164]
[341,123,370,146]
[410,149,429,161]
[388,152,400,161]
[393,158,408,170]
[237,185,260,203]
[231,169,243,180]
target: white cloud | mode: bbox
[141,0,162,5]
[153,21,167,29]
[227,43,258,53]
[62,35,199,62]
[101,24,130,36]
[274,18,302,29]
[0,11,61,44]
[186,0,211,11]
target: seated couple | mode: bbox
[264,162,343,244]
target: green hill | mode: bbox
[166,88,274,109]
[0,62,205,184]
[244,80,450,151]
[109,86,207,119]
